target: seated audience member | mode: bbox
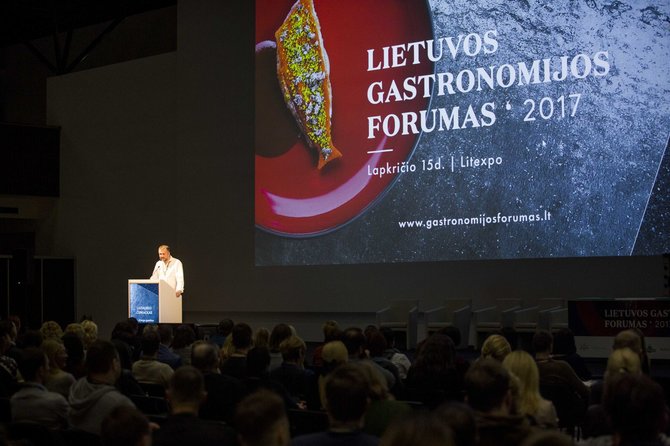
[366,330,402,390]
[254,327,271,349]
[68,340,135,434]
[292,362,380,446]
[434,402,477,446]
[359,361,412,438]
[613,329,650,375]
[1,320,21,363]
[171,324,196,366]
[40,321,64,343]
[533,330,589,403]
[110,338,144,397]
[101,405,152,446]
[244,346,297,409]
[81,319,99,350]
[312,320,342,370]
[318,340,348,409]
[157,324,182,369]
[579,373,670,446]
[629,327,651,374]
[62,331,87,379]
[132,331,174,388]
[209,318,234,348]
[268,323,293,371]
[17,329,43,350]
[552,328,592,381]
[521,431,574,446]
[41,339,76,398]
[502,350,558,429]
[0,320,19,396]
[480,334,512,362]
[220,322,253,379]
[11,347,69,429]
[235,389,290,446]
[343,327,395,391]
[270,335,319,409]
[379,412,454,446]
[111,320,140,359]
[436,326,470,378]
[405,334,463,408]
[464,358,536,446]
[379,327,411,380]
[65,322,86,342]
[191,340,243,423]
[153,366,237,446]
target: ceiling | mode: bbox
[0,0,176,48]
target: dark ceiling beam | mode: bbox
[65,17,124,73]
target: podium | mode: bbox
[128,279,182,324]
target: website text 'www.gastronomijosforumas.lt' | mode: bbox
[397,210,552,230]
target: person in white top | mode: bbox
[150,245,184,297]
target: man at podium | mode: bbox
[150,245,184,297]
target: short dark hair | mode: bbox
[191,340,218,371]
[268,323,292,351]
[366,330,387,358]
[18,347,47,381]
[232,323,253,350]
[86,340,119,375]
[140,330,161,356]
[324,363,370,422]
[101,406,150,446]
[169,366,204,404]
[604,373,667,441]
[532,330,553,354]
[158,324,174,344]
[464,358,510,412]
[343,327,366,356]
[246,347,270,377]
[235,389,287,446]
[217,319,234,336]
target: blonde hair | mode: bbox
[503,350,543,416]
[40,321,63,342]
[254,327,270,349]
[81,320,98,349]
[606,347,641,379]
[42,339,66,373]
[64,323,85,340]
[481,334,512,362]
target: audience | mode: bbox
[433,402,477,446]
[358,361,412,437]
[157,324,182,369]
[254,327,271,349]
[343,327,396,391]
[41,338,77,398]
[209,318,234,348]
[11,347,69,429]
[552,328,592,381]
[171,324,196,366]
[311,320,342,369]
[269,323,293,371]
[502,350,558,429]
[191,340,243,423]
[132,330,174,388]
[81,319,99,350]
[379,327,411,380]
[101,405,152,446]
[270,335,319,409]
[220,322,253,379]
[292,362,379,446]
[62,331,87,379]
[153,366,237,446]
[68,339,135,434]
[235,389,290,446]
[379,412,454,446]
[40,320,64,343]
[0,320,19,396]
[481,333,512,362]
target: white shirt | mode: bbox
[150,256,184,293]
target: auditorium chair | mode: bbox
[376,299,419,350]
[424,298,472,348]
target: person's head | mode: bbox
[40,321,64,342]
[191,340,219,372]
[111,338,133,370]
[140,330,161,357]
[380,413,454,446]
[279,335,306,364]
[552,328,577,355]
[18,347,48,382]
[464,358,512,414]
[17,330,43,349]
[65,322,85,341]
[322,320,341,343]
[613,329,643,355]
[217,319,234,336]
[232,323,253,352]
[324,363,371,426]
[111,321,135,344]
[86,340,121,382]
[171,324,196,349]
[481,334,512,362]
[142,324,158,336]
[127,317,139,335]
[604,373,668,443]
[235,389,290,446]
[254,327,270,349]
[158,244,171,262]
[167,365,206,411]
[322,340,348,372]
[101,405,152,446]
[437,326,462,348]
[357,360,389,401]
[62,331,85,363]
[42,339,68,371]
[0,321,14,353]
[157,324,173,345]
[502,350,542,416]
[532,330,553,355]
[342,327,366,357]
[434,402,477,446]
[268,323,292,351]
[414,334,456,374]
[366,330,388,358]
[81,320,98,349]
[605,347,641,386]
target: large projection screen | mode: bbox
[255,0,670,266]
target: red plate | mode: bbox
[255,0,433,236]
